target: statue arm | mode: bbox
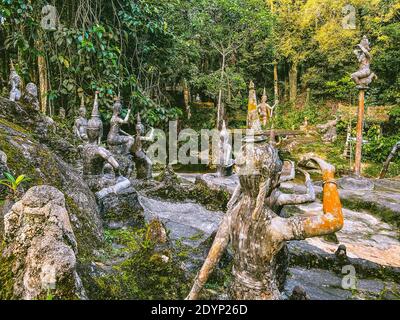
[281,156,343,240]
[279,160,295,182]
[277,168,315,205]
[141,127,155,142]
[227,184,241,211]
[186,213,231,300]
[97,147,120,173]
[123,109,131,123]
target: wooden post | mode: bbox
[354,89,365,176]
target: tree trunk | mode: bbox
[217,53,226,130]
[36,32,48,115]
[273,61,279,101]
[379,142,400,179]
[289,61,297,104]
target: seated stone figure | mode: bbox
[217,121,234,177]
[187,139,344,300]
[9,61,22,102]
[90,91,103,145]
[82,100,130,195]
[107,97,132,154]
[22,83,40,111]
[73,95,88,143]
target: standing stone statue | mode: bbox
[217,120,234,177]
[351,36,377,88]
[107,96,132,154]
[258,88,278,127]
[90,91,103,145]
[73,95,88,143]
[22,83,40,111]
[133,113,154,179]
[187,141,344,300]
[247,81,262,131]
[9,61,22,102]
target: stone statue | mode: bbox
[82,105,130,194]
[217,120,234,177]
[317,118,338,143]
[73,95,88,143]
[258,88,278,127]
[90,91,103,145]
[351,35,377,89]
[133,113,154,179]
[107,96,132,155]
[247,81,262,131]
[22,83,40,111]
[186,141,344,300]
[9,61,22,102]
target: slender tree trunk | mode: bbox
[379,142,400,179]
[217,53,226,129]
[36,31,48,114]
[273,61,279,101]
[289,61,297,104]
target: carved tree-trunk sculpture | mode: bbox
[187,141,343,300]
[379,141,400,179]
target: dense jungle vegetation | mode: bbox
[0,0,400,167]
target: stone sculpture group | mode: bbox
[6,59,345,301]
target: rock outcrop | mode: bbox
[3,185,85,299]
[0,98,104,299]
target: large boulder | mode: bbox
[3,186,85,299]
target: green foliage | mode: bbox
[363,125,400,163]
[0,172,30,197]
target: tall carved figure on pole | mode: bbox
[351,36,376,176]
[187,141,344,300]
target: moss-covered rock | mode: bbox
[0,98,104,299]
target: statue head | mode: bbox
[261,88,268,103]
[24,83,38,98]
[360,35,370,51]
[113,96,122,115]
[87,117,101,143]
[86,91,103,143]
[9,60,21,86]
[236,142,283,220]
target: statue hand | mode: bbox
[299,153,335,174]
